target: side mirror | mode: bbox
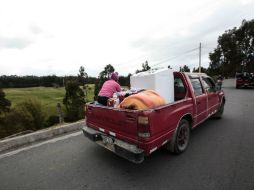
[215,83,221,91]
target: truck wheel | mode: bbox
[166,119,190,154]
[213,102,224,119]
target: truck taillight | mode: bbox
[138,116,150,138]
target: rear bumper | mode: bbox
[237,81,254,87]
[82,126,144,164]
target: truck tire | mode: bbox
[166,119,190,154]
[213,102,224,119]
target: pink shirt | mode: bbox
[98,80,121,98]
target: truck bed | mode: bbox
[86,103,140,144]
[86,97,194,154]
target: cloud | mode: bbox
[127,0,254,72]
[0,0,254,76]
[29,25,43,35]
[0,36,33,50]
[0,24,43,50]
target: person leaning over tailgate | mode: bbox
[97,72,121,106]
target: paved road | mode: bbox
[0,79,254,190]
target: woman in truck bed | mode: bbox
[97,72,121,106]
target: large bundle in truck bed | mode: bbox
[119,90,166,110]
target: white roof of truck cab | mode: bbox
[184,72,208,78]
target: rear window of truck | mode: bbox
[174,77,187,101]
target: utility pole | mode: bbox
[199,42,201,73]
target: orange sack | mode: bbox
[119,90,166,110]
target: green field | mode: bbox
[5,84,95,117]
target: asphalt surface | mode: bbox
[0,79,254,190]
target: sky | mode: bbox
[0,0,254,77]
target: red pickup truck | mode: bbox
[83,72,225,163]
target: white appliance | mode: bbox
[130,68,174,103]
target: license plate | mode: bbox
[102,135,114,145]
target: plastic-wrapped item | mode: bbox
[119,90,166,110]
[107,97,120,107]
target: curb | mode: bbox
[0,120,86,153]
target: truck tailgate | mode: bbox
[86,104,139,142]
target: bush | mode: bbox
[63,80,85,122]
[1,112,25,138]
[5,98,46,132]
[0,89,11,115]
[0,117,9,138]
[46,115,59,127]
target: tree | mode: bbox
[180,65,190,72]
[192,67,208,73]
[98,64,115,79]
[209,19,254,77]
[0,89,11,115]
[63,80,85,122]
[78,66,88,85]
[94,64,115,100]
[0,75,66,88]
[136,60,151,74]
[78,66,88,101]
[118,74,131,88]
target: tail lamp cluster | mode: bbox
[137,116,150,138]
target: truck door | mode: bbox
[202,77,220,116]
[189,78,208,124]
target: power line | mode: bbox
[114,43,213,71]
[114,43,198,69]
[113,54,148,67]
[150,47,199,68]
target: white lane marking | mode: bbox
[0,131,82,160]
